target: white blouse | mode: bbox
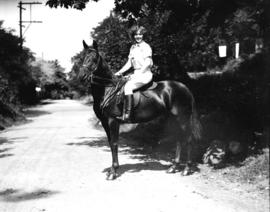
[128,41,153,74]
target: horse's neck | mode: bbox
[92,85,105,104]
[91,59,113,104]
[99,57,113,80]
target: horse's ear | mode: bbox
[83,40,89,49]
[93,40,98,51]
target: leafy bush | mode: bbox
[191,52,268,149]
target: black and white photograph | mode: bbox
[0,0,269,211]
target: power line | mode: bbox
[18,1,42,48]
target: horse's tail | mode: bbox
[190,100,202,141]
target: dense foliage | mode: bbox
[0,21,35,105]
[0,21,69,128]
[68,51,91,97]
[63,0,269,80]
[31,59,69,99]
[46,0,97,10]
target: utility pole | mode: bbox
[18,1,42,48]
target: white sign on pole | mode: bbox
[218,45,227,57]
[35,87,41,92]
[235,43,240,59]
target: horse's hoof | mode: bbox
[182,168,192,176]
[106,172,110,177]
[106,173,117,180]
[166,166,176,174]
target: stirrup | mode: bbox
[115,112,131,122]
[122,111,131,122]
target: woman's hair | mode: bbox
[129,25,147,41]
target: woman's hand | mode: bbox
[115,72,124,79]
[115,72,122,76]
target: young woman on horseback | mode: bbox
[81,39,202,180]
[115,25,153,121]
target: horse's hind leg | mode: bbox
[167,138,182,173]
[167,116,185,174]
[167,116,194,175]
[182,134,193,176]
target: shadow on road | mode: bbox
[0,188,59,202]
[0,147,12,153]
[68,137,173,174]
[68,136,173,160]
[67,137,111,152]
[0,137,12,145]
[0,137,27,159]
[22,100,54,119]
[0,137,13,158]
[39,100,54,105]
[68,135,175,169]
[0,148,13,158]
[0,153,14,158]
[102,161,170,178]
[23,109,51,118]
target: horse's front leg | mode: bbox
[106,118,120,180]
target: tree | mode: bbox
[51,0,269,79]
[46,0,96,10]
[91,13,131,71]
[0,21,37,105]
[31,59,69,99]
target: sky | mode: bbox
[0,0,114,72]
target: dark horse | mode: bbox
[80,40,202,180]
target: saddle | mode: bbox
[132,81,157,108]
[133,81,157,92]
[100,79,157,114]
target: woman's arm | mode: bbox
[115,58,132,76]
[139,43,153,73]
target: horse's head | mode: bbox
[79,40,113,85]
[80,40,100,76]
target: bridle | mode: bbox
[82,48,115,87]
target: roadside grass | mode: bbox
[0,103,26,130]
[224,148,269,189]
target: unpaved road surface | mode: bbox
[0,100,268,212]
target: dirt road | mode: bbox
[0,100,268,212]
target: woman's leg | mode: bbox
[121,81,135,121]
[124,75,146,94]
[121,74,151,121]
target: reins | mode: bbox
[90,74,115,87]
[100,78,127,111]
[82,48,128,111]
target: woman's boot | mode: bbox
[115,94,133,122]
[122,94,133,122]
